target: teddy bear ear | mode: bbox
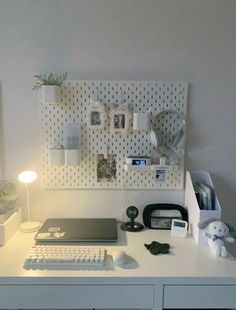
[198,218,218,230]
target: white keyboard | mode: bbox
[24,245,107,269]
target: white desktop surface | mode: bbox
[1,226,236,309]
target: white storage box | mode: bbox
[65,149,81,166]
[0,209,21,246]
[49,148,65,166]
[185,171,221,245]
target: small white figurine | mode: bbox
[198,219,235,257]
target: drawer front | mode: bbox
[0,285,154,309]
[164,285,236,308]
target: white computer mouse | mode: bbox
[112,250,128,265]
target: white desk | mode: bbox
[1,227,236,309]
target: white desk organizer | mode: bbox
[0,209,21,246]
[185,171,221,245]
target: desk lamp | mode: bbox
[18,171,40,233]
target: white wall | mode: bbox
[0,0,236,237]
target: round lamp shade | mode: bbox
[18,171,37,184]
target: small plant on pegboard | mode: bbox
[32,72,68,90]
[33,72,68,104]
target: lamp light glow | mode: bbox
[18,170,40,233]
[18,171,37,184]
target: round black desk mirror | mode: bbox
[121,206,144,232]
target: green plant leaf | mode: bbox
[32,72,68,90]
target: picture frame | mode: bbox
[87,99,107,129]
[109,102,132,133]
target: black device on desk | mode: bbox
[35,218,118,242]
[143,204,188,229]
[120,206,144,232]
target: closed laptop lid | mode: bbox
[34,218,118,242]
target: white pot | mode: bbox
[41,85,60,104]
[65,149,81,166]
[49,148,64,166]
[0,209,21,246]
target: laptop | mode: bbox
[35,218,118,242]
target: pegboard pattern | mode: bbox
[40,80,188,189]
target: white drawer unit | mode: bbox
[163,285,236,308]
[0,285,154,309]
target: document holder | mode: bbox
[185,171,221,245]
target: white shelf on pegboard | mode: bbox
[124,164,180,172]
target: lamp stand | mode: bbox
[20,183,40,233]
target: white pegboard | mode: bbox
[40,80,188,189]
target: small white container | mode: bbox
[65,149,81,166]
[49,148,65,166]
[133,112,150,130]
[41,85,60,104]
[0,209,21,246]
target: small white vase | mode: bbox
[49,148,65,166]
[41,85,60,104]
[65,149,81,166]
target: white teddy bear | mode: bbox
[198,219,235,257]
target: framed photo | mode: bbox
[114,113,125,129]
[109,102,131,133]
[87,99,107,129]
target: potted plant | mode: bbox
[32,72,68,104]
[0,181,21,246]
[0,181,18,224]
